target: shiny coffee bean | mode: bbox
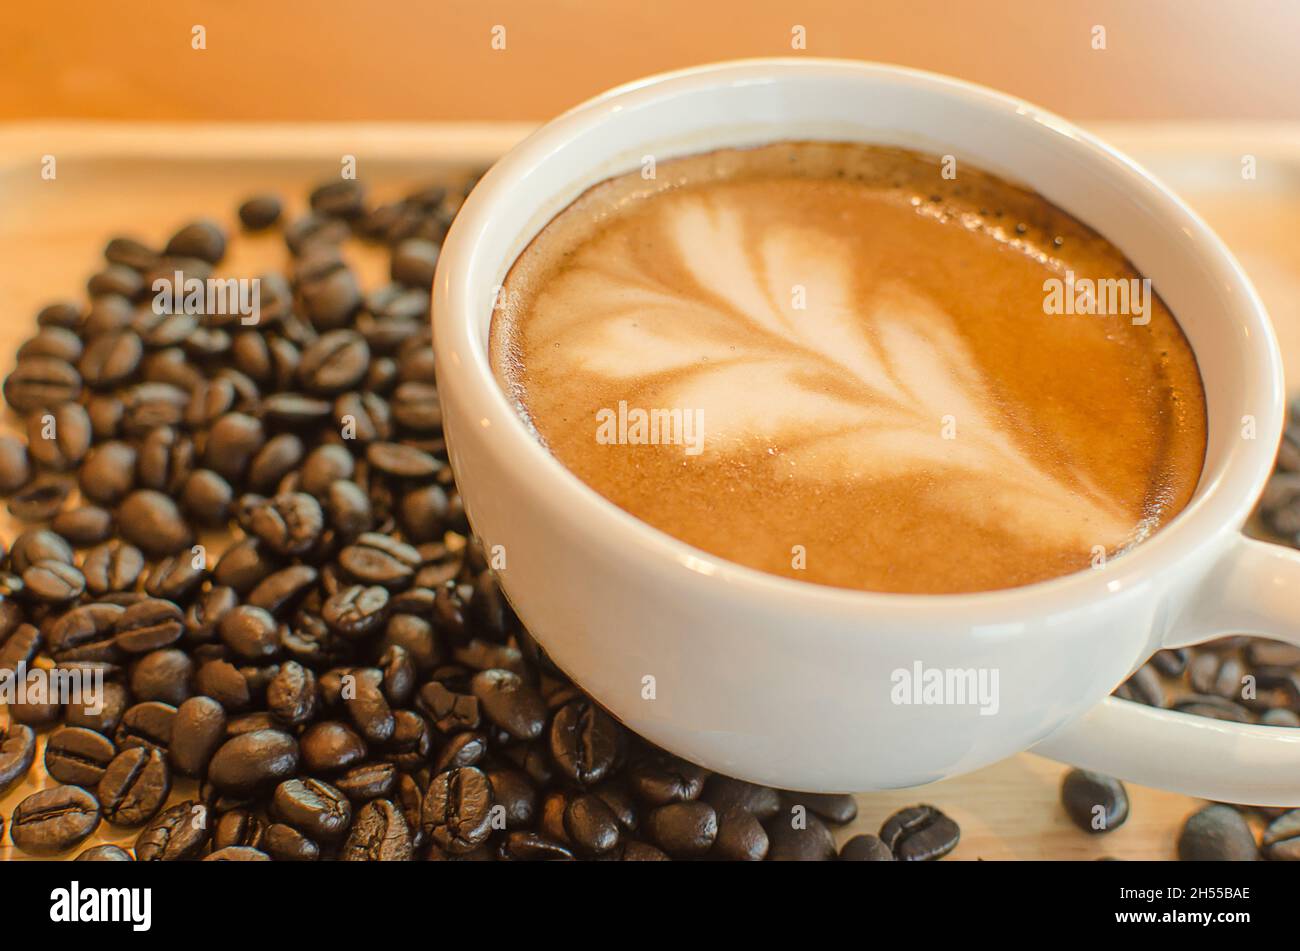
[0,722,38,794]
[422,766,494,855]
[300,720,368,774]
[44,726,117,786]
[880,804,961,861]
[98,746,171,826]
[114,700,178,753]
[170,695,228,778]
[550,699,620,787]
[1061,769,1130,833]
[10,785,100,854]
[272,777,353,840]
[839,833,895,861]
[207,729,299,795]
[1178,804,1257,861]
[341,799,414,861]
[76,844,134,861]
[135,800,211,861]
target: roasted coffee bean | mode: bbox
[880,804,961,861]
[171,695,228,778]
[120,382,190,436]
[246,433,303,494]
[0,722,38,793]
[4,356,82,413]
[249,492,323,556]
[1113,663,1165,707]
[766,810,837,861]
[264,821,321,861]
[703,775,783,821]
[712,807,769,861]
[204,412,266,482]
[135,800,211,860]
[344,667,395,744]
[300,444,355,497]
[165,220,226,264]
[1178,804,1257,861]
[550,699,621,787]
[20,326,84,364]
[418,681,479,735]
[213,808,267,850]
[213,537,279,594]
[9,784,101,854]
[83,542,145,595]
[335,761,397,802]
[26,402,91,470]
[208,728,299,795]
[266,660,318,726]
[65,681,128,736]
[218,604,281,662]
[498,830,575,862]
[116,490,193,556]
[193,659,252,710]
[10,528,72,572]
[470,668,546,741]
[626,754,707,807]
[9,474,74,521]
[44,726,117,786]
[114,598,185,653]
[1061,769,1129,833]
[333,391,392,444]
[37,301,83,329]
[206,846,271,861]
[182,585,237,646]
[179,468,233,526]
[136,426,193,493]
[115,700,177,753]
[366,441,440,479]
[22,559,85,603]
[338,533,421,590]
[391,238,440,289]
[76,844,134,861]
[273,777,353,840]
[483,767,537,829]
[239,193,283,230]
[104,234,159,271]
[397,485,447,543]
[1261,810,1300,860]
[86,394,124,440]
[144,555,207,604]
[432,730,487,773]
[299,720,368,775]
[299,330,369,394]
[564,792,623,856]
[322,584,389,638]
[130,648,193,706]
[300,265,362,329]
[311,179,367,219]
[79,441,138,505]
[343,800,413,857]
[0,434,32,494]
[378,644,416,707]
[1173,694,1253,722]
[52,505,114,547]
[98,746,171,826]
[422,766,494,855]
[839,833,895,861]
[645,801,716,858]
[0,622,41,672]
[326,479,373,538]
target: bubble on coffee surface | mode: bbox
[493,142,1206,593]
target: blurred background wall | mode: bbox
[2,0,1298,122]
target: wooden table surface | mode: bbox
[1,120,1298,860]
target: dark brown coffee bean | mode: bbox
[114,598,184,653]
[213,807,266,850]
[76,844,134,861]
[880,804,961,861]
[23,559,85,603]
[98,746,171,826]
[9,474,74,521]
[208,728,299,796]
[322,584,389,639]
[266,660,319,726]
[1061,769,1129,833]
[4,356,82,413]
[300,444,355,497]
[713,806,769,860]
[115,700,177,752]
[165,220,226,263]
[171,695,228,778]
[65,681,128,736]
[390,238,439,289]
[238,193,282,230]
[299,330,369,394]
[766,809,837,861]
[564,792,622,856]
[646,801,717,858]
[83,542,145,595]
[52,505,114,547]
[204,412,266,482]
[703,775,782,821]
[0,434,32,494]
[263,821,320,861]
[780,791,858,825]
[1178,804,1257,861]
[1261,810,1300,860]
[20,326,83,363]
[218,604,281,662]
[422,766,494,855]
[470,667,546,741]
[1173,694,1253,722]
[839,833,895,861]
[10,784,100,854]
[1113,663,1165,707]
[44,726,117,786]
[335,761,397,802]
[344,667,395,744]
[550,699,620,787]
[0,722,37,794]
[498,830,575,862]
[366,441,440,479]
[213,537,279,595]
[135,800,211,860]
[26,402,91,470]
[116,490,193,556]
[249,491,323,556]
[79,441,138,505]
[311,180,367,219]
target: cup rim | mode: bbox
[434,57,1285,619]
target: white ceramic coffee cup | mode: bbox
[433,58,1300,803]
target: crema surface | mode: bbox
[491,142,1206,593]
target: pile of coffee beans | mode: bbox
[0,175,961,861]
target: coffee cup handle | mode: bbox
[1033,535,1300,806]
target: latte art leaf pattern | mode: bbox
[557,194,1135,549]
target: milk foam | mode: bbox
[493,142,1206,593]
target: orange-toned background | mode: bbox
[2,0,1298,122]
